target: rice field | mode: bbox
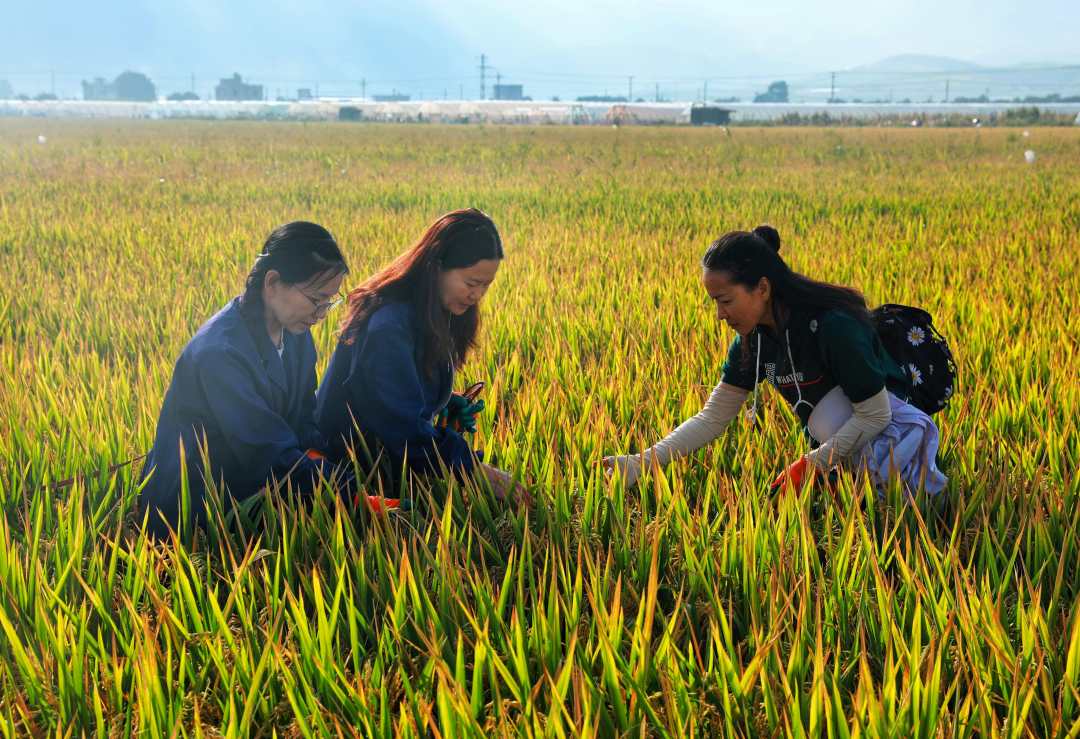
[0,119,1078,737]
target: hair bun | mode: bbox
[752,225,781,252]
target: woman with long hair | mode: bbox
[316,209,525,502]
[604,225,947,495]
[139,221,349,538]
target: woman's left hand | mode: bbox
[438,394,486,433]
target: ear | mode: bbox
[263,269,281,291]
[757,276,771,299]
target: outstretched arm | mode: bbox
[605,382,748,486]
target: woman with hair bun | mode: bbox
[139,221,350,538]
[604,225,947,496]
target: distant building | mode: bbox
[167,92,200,101]
[82,71,156,102]
[116,71,156,101]
[338,106,363,121]
[373,92,410,102]
[753,81,789,103]
[0,79,14,99]
[690,105,732,125]
[577,95,628,103]
[297,88,313,101]
[493,84,524,101]
[216,74,263,101]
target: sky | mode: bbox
[1,0,1078,100]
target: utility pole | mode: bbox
[703,79,708,102]
[829,71,836,102]
[361,78,366,99]
[495,72,501,99]
[655,82,659,102]
[628,75,633,102]
[459,83,464,100]
[479,54,488,100]
[945,79,950,103]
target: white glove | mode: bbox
[602,454,643,487]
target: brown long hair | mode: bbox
[340,209,503,378]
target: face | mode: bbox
[438,259,500,316]
[702,269,772,337]
[264,269,347,335]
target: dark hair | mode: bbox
[340,208,503,378]
[703,225,870,340]
[240,221,349,316]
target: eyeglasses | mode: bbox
[295,288,346,316]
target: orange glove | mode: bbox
[770,456,814,493]
[305,449,327,462]
[354,496,406,514]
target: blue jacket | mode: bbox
[139,297,327,537]
[315,301,475,479]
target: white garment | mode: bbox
[854,393,948,494]
[803,385,947,494]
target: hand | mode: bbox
[481,463,532,507]
[770,456,814,493]
[438,394,486,434]
[602,455,642,488]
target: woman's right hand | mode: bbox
[481,463,532,507]
[602,455,642,487]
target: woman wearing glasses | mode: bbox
[604,225,947,496]
[139,221,349,538]
[316,209,527,503]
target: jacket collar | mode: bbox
[236,298,289,393]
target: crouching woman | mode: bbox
[139,222,349,538]
[316,209,526,503]
[604,226,948,496]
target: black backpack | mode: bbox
[871,304,957,415]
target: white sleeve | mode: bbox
[610,383,748,486]
[806,387,891,469]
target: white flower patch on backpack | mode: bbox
[906,326,926,346]
[909,363,923,386]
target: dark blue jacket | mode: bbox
[315,301,475,479]
[139,297,327,537]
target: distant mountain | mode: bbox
[852,54,984,73]
[773,54,1080,104]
